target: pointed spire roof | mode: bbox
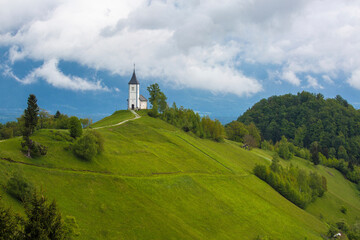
[128,64,139,84]
[128,70,139,84]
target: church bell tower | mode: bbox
[128,67,140,110]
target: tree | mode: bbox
[147,83,160,106]
[80,118,92,128]
[1,192,76,240]
[23,191,77,240]
[278,136,292,160]
[247,122,261,147]
[68,117,82,139]
[147,83,167,114]
[294,125,306,147]
[54,110,61,119]
[338,145,348,160]
[244,135,257,149]
[39,109,51,129]
[310,141,320,165]
[24,94,39,135]
[270,154,281,173]
[225,121,248,142]
[22,94,40,158]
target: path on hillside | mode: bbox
[0,156,247,179]
[93,110,141,129]
[251,151,272,162]
[0,111,140,143]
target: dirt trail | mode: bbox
[92,110,141,129]
[0,157,246,179]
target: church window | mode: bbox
[132,87,134,91]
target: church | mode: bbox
[127,69,147,110]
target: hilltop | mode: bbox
[238,91,360,165]
[0,110,359,239]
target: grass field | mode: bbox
[90,110,135,128]
[0,110,359,239]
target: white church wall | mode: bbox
[136,84,140,109]
[140,101,147,110]
[128,84,139,109]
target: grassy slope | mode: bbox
[90,110,134,128]
[252,149,360,225]
[0,111,358,239]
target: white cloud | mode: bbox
[4,59,109,91]
[348,70,360,90]
[306,75,323,89]
[1,0,360,94]
[3,65,37,84]
[322,75,334,85]
[281,71,301,86]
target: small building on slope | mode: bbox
[127,69,147,110]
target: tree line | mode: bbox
[1,94,102,161]
[146,83,263,144]
[0,109,92,140]
[147,84,225,142]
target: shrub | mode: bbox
[340,205,347,214]
[6,175,34,202]
[336,220,349,232]
[73,131,103,161]
[64,216,80,238]
[21,140,48,157]
[68,116,83,139]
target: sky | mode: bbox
[1,0,360,124]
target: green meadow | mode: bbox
[1,110,359,239]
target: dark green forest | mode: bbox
[238,91,360,165]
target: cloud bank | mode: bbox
[1,0,360,95]
[4,59,108,91]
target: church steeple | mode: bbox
[128,63,139,85]
[128,70,139,85]
[127,65,147,110]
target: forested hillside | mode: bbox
[238,91,360,164]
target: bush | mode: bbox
[21,140,48,157]
[340,205,347,214]
[21,138,48,157]
[73,131,103,161]
[64,216,80,238]
[6,175,34,202]
[69,116,83,139]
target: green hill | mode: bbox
[238,91,360,165]
[1,110,359,239]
